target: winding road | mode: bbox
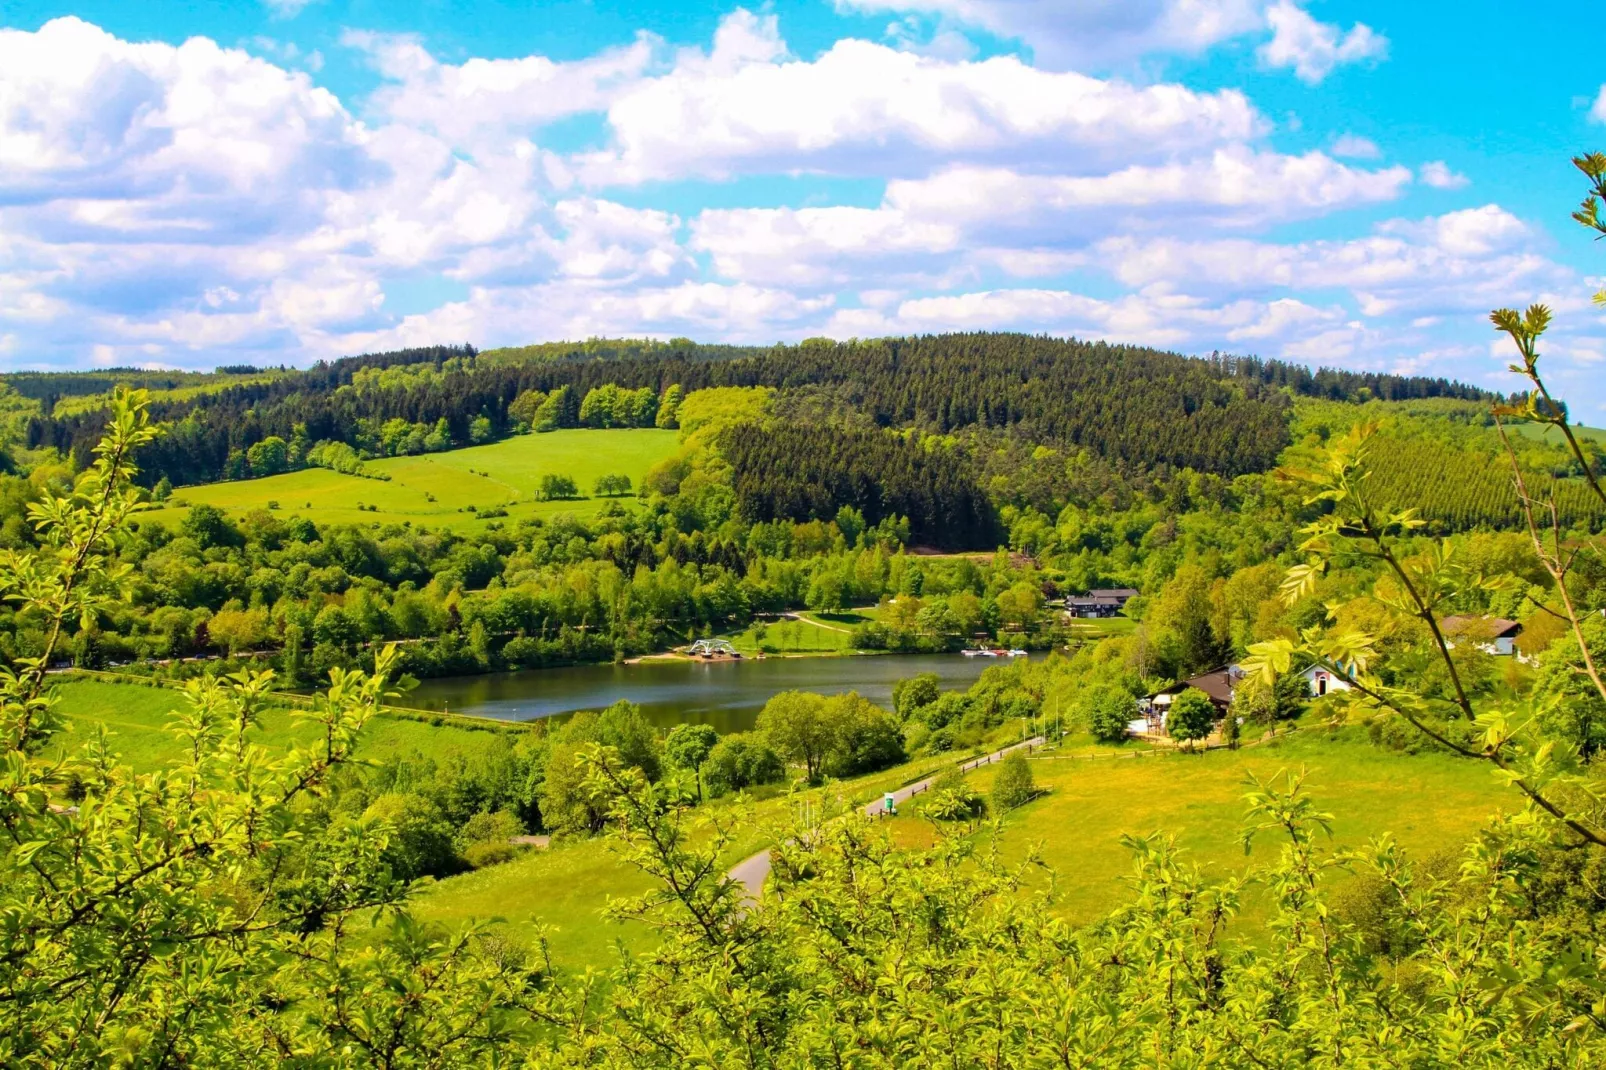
[729,735,1046,900]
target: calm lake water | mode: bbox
[405,654,1016,733]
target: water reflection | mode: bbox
[405,654,1015,733]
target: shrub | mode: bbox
[1166,689,1216,750]
[1078,684,1133,742]
[991,752,1036,811]
[462,840,516,868]
[705,733,786,797]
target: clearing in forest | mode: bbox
[139,428,679,532]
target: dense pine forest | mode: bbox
[22,334,1500,488]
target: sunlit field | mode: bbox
[139,428,679,532]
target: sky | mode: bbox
[3,1,1605,412]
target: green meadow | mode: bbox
[140,428,680,532]
[46,677,519,771]
[51,674,1514,968]
[905,729,1508,926]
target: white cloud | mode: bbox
[345,29,653,144]
[577,10,1262,184]
[1592,85,1606,124]
[2,11,1601,411]
[1095,206,1553,321]
[1258,0,1387,83]
[1330,133,1379,158]
[837,0,1266,69]
[1420,161,1469,189]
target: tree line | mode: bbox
[21,334,1498,489]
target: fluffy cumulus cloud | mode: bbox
[1257,0,1387,83]
[574,10,1262,184]
[1,6,1603,406]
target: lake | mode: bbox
[405,653,1019,733]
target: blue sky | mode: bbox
[3,1,1605,412]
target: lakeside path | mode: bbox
[729,735,1046,900]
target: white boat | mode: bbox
[1006,649,1028,657]
[962,649,998,657]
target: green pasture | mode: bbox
[1508,421,1606,447]
[139,428,679,532]
[1062,615,1136,639]
[410,749,968,967]
[914,729,1508,926]
[46,677,519,771]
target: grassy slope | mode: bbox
[409,751,964,967]
[51,677,1509,967]
[139,428,679,533]
[907,730,1507,926]
[47,678,518,770]
[1509,421,1606,447]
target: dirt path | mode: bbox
[730,735,1045,901]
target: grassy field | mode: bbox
[140,428,679,533]
[1508,421,1606,447]
[1062,615,1137,639]
[409,750,967,966]
[46,677,520,771]
[899,729,1509,926]
[47,676,1512,968]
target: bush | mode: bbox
[362,792,459,880]
[1078,684,1133,743]
[991,752,1036,811]
[922,769,985,821]
[462,840,516,869]
[456,809,523,852]
[1166,689,1216,750]
[705,733,786,797]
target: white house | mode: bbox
[1300,664,1353,698]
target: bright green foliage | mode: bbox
[0,391,537,1064]
[538,472,580,500]
[756,690,833,782]
[1078,682,1135,742]
[703,732,784,796]
[501,753,1606,1067]
[655,383,683,429]
[594,472,633,496]
[664,722,719,801]
[990,750,1036,810]
[1167,688,1216,748]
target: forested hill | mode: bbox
[19,334,1497,488]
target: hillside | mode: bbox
[18,335,1499,489]
[140,428,678,532]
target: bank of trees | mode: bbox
[24,334,1496,492]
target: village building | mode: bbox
[1440,616,1523,656]
[1064,586,1139,619]
[1301,663,1353,697]
[1134,664,1242,734]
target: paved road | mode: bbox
[729,735,1046,901]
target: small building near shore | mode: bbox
[1065,587,1139,619]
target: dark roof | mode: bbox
[1150,666,1239,706]
[1089,587,1139,599]
[1441,616,1522,639]
[1180,670,1236,706]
